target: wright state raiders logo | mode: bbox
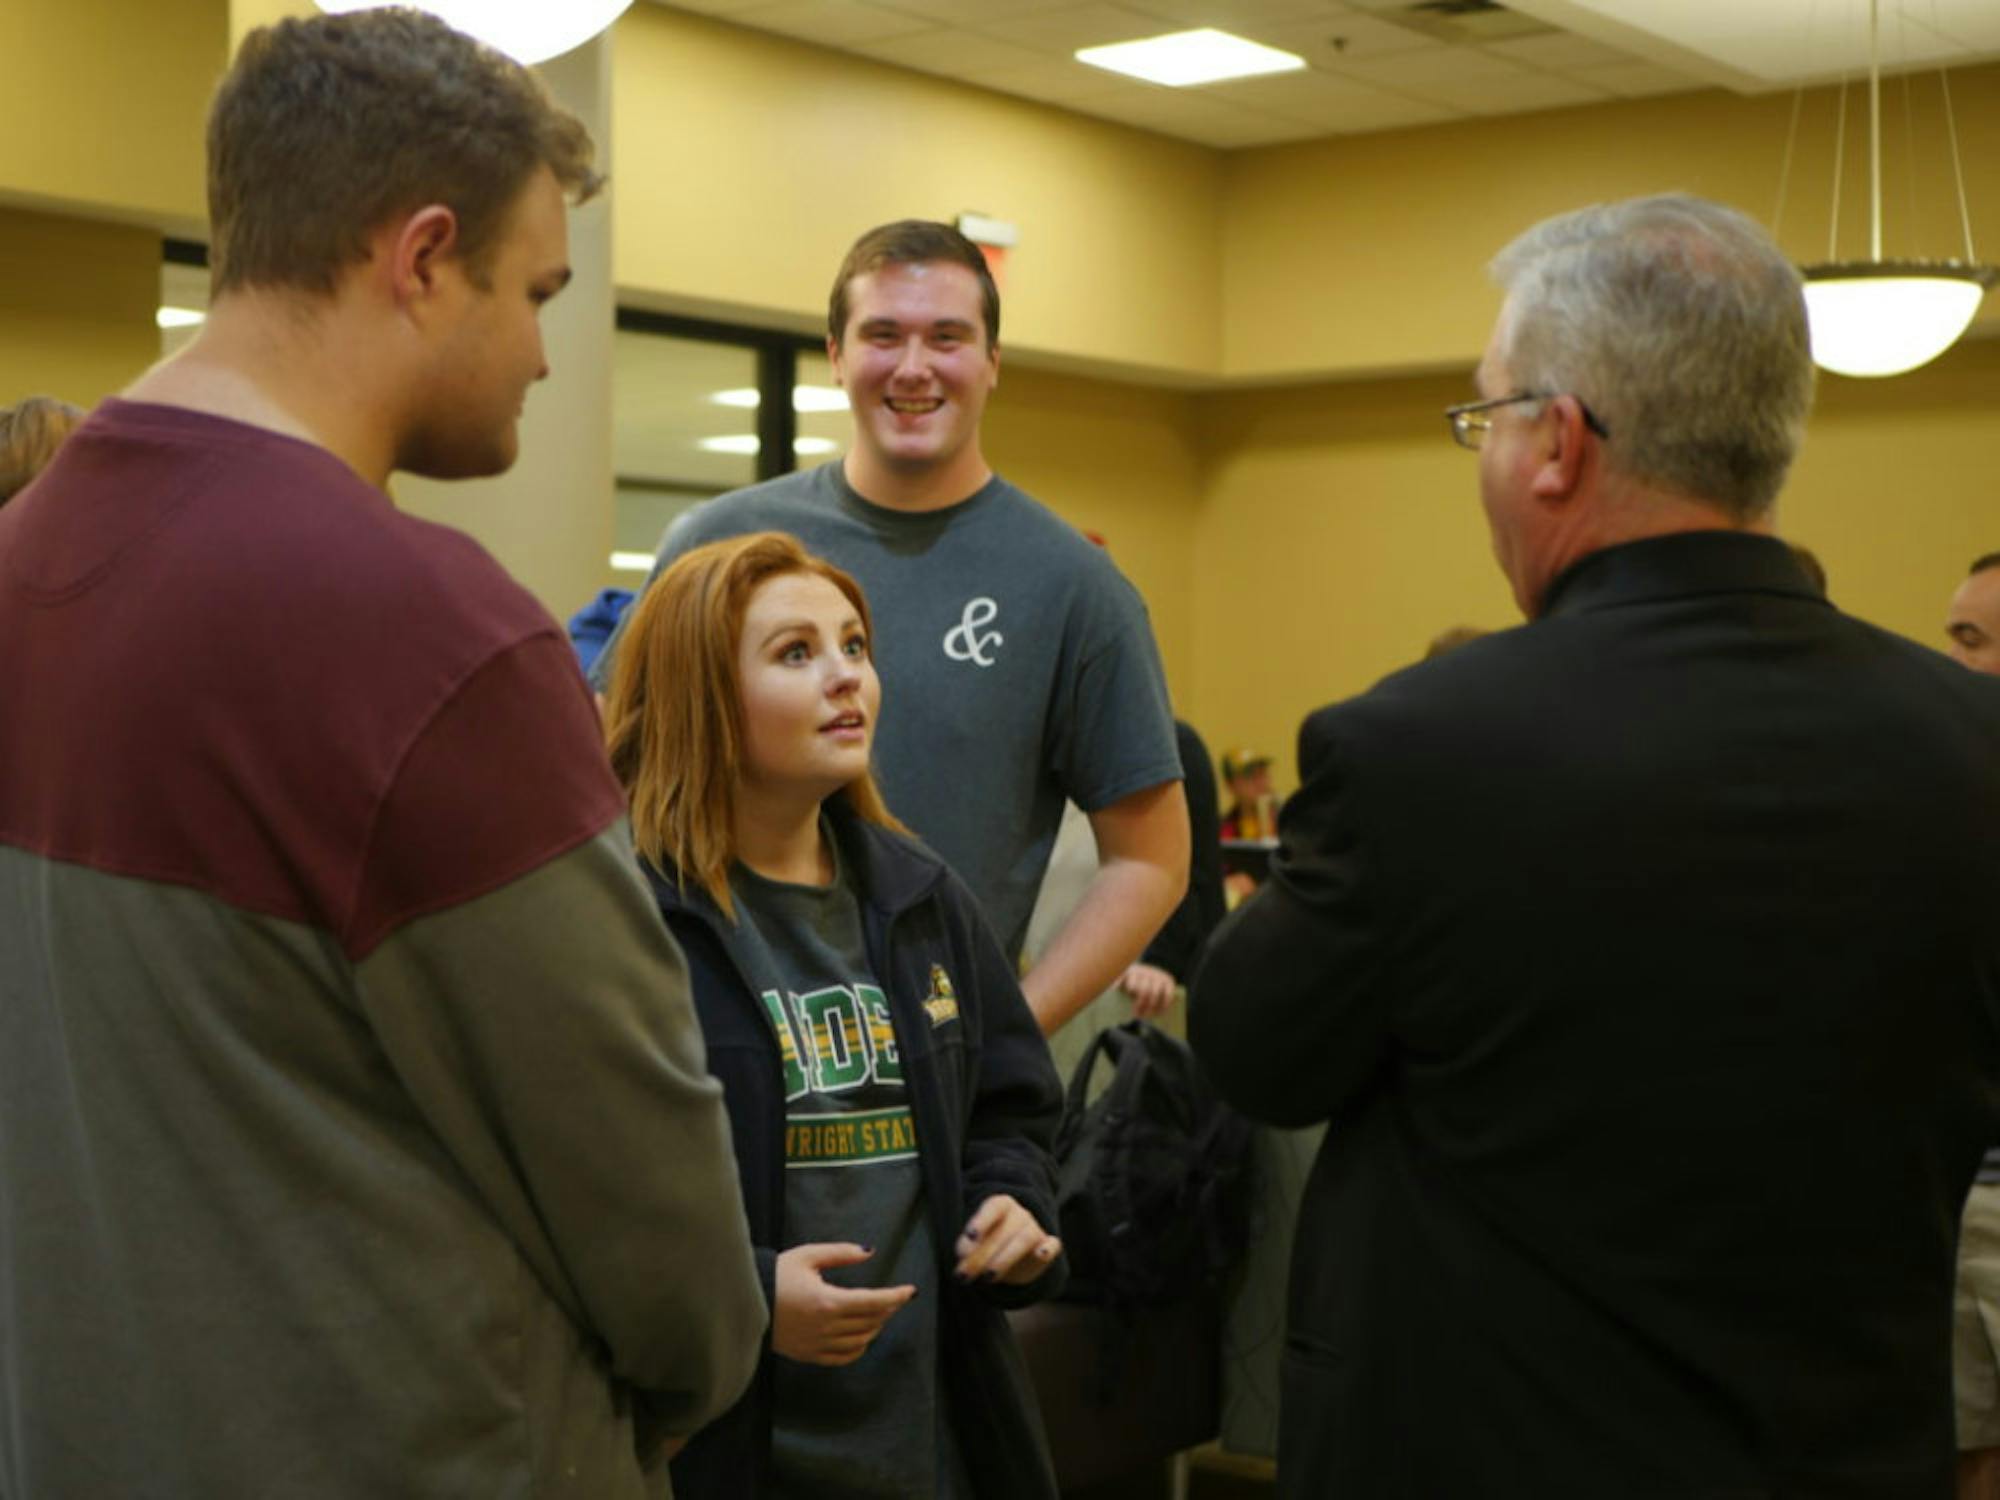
[922,964,959,1027]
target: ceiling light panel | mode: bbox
[1077,28,1307,86]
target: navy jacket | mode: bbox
[649,802,1065,1500]
[1194,532,2000,1499]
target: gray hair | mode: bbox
[1489,194,1814,521]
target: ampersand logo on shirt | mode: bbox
[943,597,1003,667]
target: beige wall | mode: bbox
[983,368,1203,701]
[0,207,160,408]
[1221,63,2000,382]
[611,5,1224,382]
[0,0,219,232]
[1186,332,2000,795]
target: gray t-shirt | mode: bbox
[721,840,967,1499]
[595,464,1181,959]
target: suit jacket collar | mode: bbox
[1541,530,1824,620]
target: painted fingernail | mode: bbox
[965,1228,981,1242]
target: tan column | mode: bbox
[394,36,617,621]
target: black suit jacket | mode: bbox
[1191,531,2000,1499]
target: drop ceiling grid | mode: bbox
[658,0,1707,149]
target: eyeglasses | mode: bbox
[1444,391,1610,451]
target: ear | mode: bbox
[825,332,845,383]
[387,204,461,311]
[986,340,1001,391]
[1527,394,1590,503]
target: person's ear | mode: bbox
[1528,394,1591,503]
[388,204,461,311]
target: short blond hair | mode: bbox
[0,396,84,505]
[604,532,905,918]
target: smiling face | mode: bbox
[400,165,573,479]
[736,570,882,808]
[1948,566,2000,675]
[828,259,999,506]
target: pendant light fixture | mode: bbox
[312,0,634,66]
[1797,0,1995,378]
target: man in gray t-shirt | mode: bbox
[598,221,1186,1037]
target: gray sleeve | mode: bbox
[1050,568,1182,811]
[352,822,766,1437]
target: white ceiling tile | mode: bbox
[1067,85,1323,146]
[1333,45,1532,89]
[1121,0,1348,29]
[738,0,934,47]
[1480,32,1639,72]
[1501,0,1992,89]
[974,4,1179,55]
[1239,12,1443,61]
[873,0,1079,24]
[1206,65,1457,129]
[654,0,781,16]
[1575,60,1705,100]
[979,56,1143,102]
[851,28,1054,75]
[1438,72,1613,116]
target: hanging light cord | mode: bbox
[1940,69,1977,262]
[1773,88,1805,241]
[1828,74,1849,261]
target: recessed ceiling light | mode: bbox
[698,435,844,456]
[710,386,850,413]
[610,551,656,572]
[155,307,205,329]
[1075,28,1305,88]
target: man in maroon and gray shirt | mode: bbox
[0,12,762,1498]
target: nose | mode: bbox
[826,654,863,696]
[891,337,927,383]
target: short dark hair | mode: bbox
[207,8,601,298]
[827,220,1000,349]
[1971,553,2000,576]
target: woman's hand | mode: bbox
[954,1194,1061,1287]
[1117,961,1180,1018]
[772,1243,915,1366]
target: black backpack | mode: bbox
[1051,1019,1254,1311]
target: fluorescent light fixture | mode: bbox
[610,551,656,572]
[156,307,205,329]
[312,0,635,65]
[699,435,844,456]
[709,386,850,413]
[1075,28,1304,87]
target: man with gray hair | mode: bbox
[1192,194,2000,1498]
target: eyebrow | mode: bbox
[858,315,976,335]
[756,614,863,649]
